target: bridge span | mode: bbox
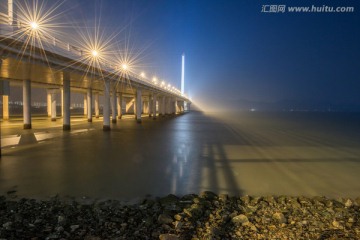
[0,1,191,131]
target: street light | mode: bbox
[121,64,128,70]
[91,50,98,57]
[30,21,39,30]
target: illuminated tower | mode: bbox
[181,53,185,95]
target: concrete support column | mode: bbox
[152,93,157,119]
[94,92,99,118]
[161,96,166,116]
[165,97,170,115]
[143,100,149,115]
[148,94,153,117]
[175,99,179,114]
[47,92,51,117]
[103,80,110,131]
[117,93,122,119]
[87,88,92,122]
[61,88,64,117]
[23,79,31,129]
[157,97,161,117]
[1,81,10,120]
[172,98,176,114]
[51,92,56,121]
[63,76,71,130]
[83,94,87,116]
[135,88,142,123]
[2,95,9,120]
[112,87,117,123]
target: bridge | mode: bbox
[0,0,191,132]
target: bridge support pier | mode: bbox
[50,91,57,121]
[47,91,51,117]
[165,97,170,116]
[1,80,10,120]
[2,95,9,120]
[172,98,176,115]
[84,94,87,116]
[148,94,153,117]
[161,96,166,116]
[61,88,64,117]
[157,97,162,117]
[63,76,71,130]
[103,80,110,131]
[135,88,142,123]
[23,79,31,129]
[112,87,117,123]
[143,99,149,115]
[87,88,92,122]
[95,93,99,118]
[152,93,157,120]
[117,93,122,119]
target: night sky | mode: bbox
[12,0,360,111]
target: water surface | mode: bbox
[1,111,360,200]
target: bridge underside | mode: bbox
[0,57,152,96]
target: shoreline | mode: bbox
[1,193,359,239]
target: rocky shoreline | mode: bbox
[1,193,359,239]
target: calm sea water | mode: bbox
[1,111,360,201]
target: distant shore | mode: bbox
[1,193,359,239]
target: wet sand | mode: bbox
[1,111,360,200]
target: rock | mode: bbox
[240,195,251,205]
[160,194,179,205]
[158,214,173,224]
[120,223,127,228]
[174,214,183,221]
[55,226,64,232]
[0,194,358,239]
[159,233,179,240]
[57,215,66,226]
[2,221,12,230]
[332,220,342,229]
[200,191,218,200]
[174,221,183,230]
[344,199,353,208]
[70,225,80,232]
[219,194,228,202]
[34,219,43,224]
[232,214,249,225]
[272,212,287,224]
[354,197,360,206]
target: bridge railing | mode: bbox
[0,21,186,99]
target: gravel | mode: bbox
[0,193,359,239]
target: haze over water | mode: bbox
[1,111,360,201]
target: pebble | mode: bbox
[159,233,179,240]
[232,214,249,225]
[158,214,173,224]
[272,212,287,224]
